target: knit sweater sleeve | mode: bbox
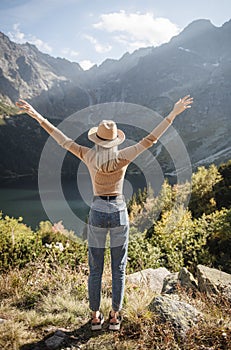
[39,118,90,161]
[119,117,172,163]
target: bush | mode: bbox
[127,229,163,273]
[0,212,42,271]
[204,208,231,273]
[127,163,231,273]
[36,220,88,268]
[149,207,193,271]
[129,180,191,235]
[0,214,88,272]
[148,206,211,272]
[189,164,222,217]
[144,206,231,274]
[215,160,231,209]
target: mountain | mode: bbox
[0,19,231,183]
[0,31,91,117]
[0,31,153,117]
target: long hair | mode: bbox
[95,145,119,172]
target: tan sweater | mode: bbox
[38,116,174,196]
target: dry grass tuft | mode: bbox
[0,320,38,350]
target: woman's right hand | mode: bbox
[172,95,193,116]
[16,99,41,120]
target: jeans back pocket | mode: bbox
[109,208,128,228]
[89,209,108,228]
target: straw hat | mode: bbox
[88,120,125,148]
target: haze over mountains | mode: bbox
[0,19,231,182]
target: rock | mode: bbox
[0,318,5,324]
[126,267,170,294]
[45,331,66,350]
[178,267,198,290]
[197,265,231,302]
[161,272,179,294]
[149,295,201,337]
[162,268,198,295]
[54,330,67,338]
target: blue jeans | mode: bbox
[87,195,129,312]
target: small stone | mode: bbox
[0,318,5,324]
[45,335,65,350]
[54,330,67,338]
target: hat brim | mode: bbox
[88,127,125,148]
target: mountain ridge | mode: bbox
[0,18,231,181]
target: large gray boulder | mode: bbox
[197,265,231,302]
[149,295,201,337]
[126,267,170,294]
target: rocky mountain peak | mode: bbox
[182,18,215,32]
[0,32,84,104]
[169,18,229,61]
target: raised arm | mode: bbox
[16,99,89,161]
[119,95,193,163]
[144,95,193,144]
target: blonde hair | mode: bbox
[95,145,119,172]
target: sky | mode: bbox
[0,0,231,70]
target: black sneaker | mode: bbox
[91,312,104,331]
[109,311,122,331]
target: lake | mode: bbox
[0,180,89,236]
[0,173,148,236]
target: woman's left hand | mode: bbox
[172,95,194,116]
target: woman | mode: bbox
[16,95,193,331]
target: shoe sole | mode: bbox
[108,313,122,331]
[109,323,121,331]
[91,316,104,331]
[91,324,103,330]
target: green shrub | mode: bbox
[127,163,231,273]
[0,214,87,272]
[129,180,191,235]
[36,220,88,268]
[0,212,43,271]
[189,164,222,218]
[145,206,231,273]
[148,206,211,272]
[127,229,163,273]
[1,160,230,275]
[204,208,231,273]
[215,160,231,209]
[149,207,192,271]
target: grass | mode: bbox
[0,255,230,350]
